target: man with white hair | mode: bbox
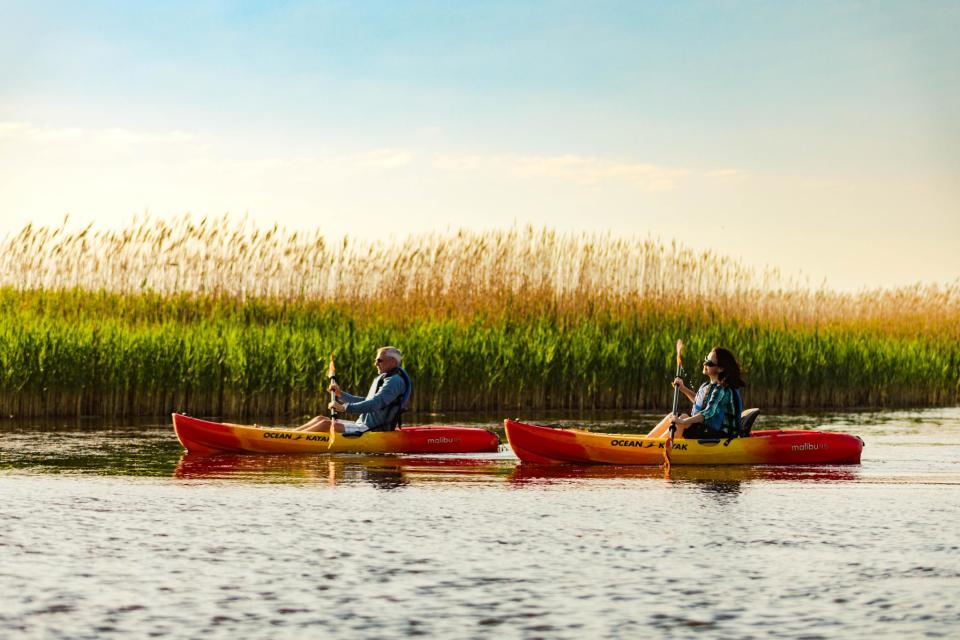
[296,346,412,435]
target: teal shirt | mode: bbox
[694,383,741,436]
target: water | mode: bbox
[2,409,960,638]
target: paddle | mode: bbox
[328,353,338,419]
[327,353,338,450]
[664,339,684,468]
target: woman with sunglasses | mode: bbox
[296,346,412,435]
[647,347,746,439]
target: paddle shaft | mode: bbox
[328,353,338,420]
[664,339,684,468]
[329,373,338,419]
[669,358,683,436]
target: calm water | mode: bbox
[2,409,960,639]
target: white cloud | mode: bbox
[0,121,199,146]
[1,121,721,194]
[434,152,692,191]
[705,168,747,179]
[351,148,414,169]
[518,155,689,191]
[432,154,484,171]
[0,122,420,187]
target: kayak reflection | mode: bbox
[507,464,860,486]
[174,452,513,488]
[174,454,859,488]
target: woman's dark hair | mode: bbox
[713,347,746,389]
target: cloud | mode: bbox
[432,154,484,171]
[0,121,198,146]
[0,121,418,182]
[705,168,747,179]
[434,152,693,191]
[509,154,689,190]
[2,121,738,193]
[351,148,414,169]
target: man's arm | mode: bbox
[337,390,365,404]
[343,376,405,414]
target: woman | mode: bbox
[647,347,746,439]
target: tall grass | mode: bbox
[0,216,957,418]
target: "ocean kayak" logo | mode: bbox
[610,439,687,451]
[262,432,327,442]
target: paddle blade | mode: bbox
[328,425,337,451]
[327,353,336,379]
[676,339,684,366]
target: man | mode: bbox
[296,346,411,435]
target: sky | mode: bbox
[1,0,957,291]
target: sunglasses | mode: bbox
[703,358,718,368]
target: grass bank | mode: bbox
[0,289,956,419]
[0,218,957,418]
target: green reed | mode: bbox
[0,287,956,419]
[1,216,957,418]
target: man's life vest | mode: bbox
[375,366,413,430]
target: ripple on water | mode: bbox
[2,410,960,637]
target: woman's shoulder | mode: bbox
[705,382,733,398]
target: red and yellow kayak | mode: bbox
[173,413,499,455]
[505,418,863,465]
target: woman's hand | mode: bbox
[328,400,346,413]
[674,378,696,403]
[328,382,342,396]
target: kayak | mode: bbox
[504,418,863,465]
[173,413,500,455]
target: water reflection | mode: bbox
[508,463,859,486]
[172,452,860,491]
[173,452,514,488]
[6,407,958,485]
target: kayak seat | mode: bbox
[740,408,760,436]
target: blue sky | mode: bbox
[1,1,957,290]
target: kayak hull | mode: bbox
[504,419,863,465]
[173,413,500,455]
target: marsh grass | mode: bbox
[0,216,957,418]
